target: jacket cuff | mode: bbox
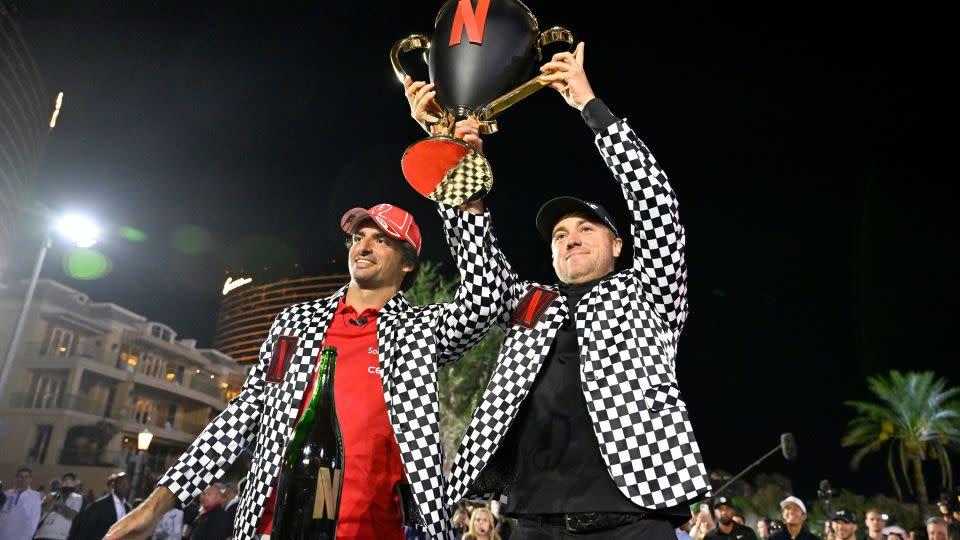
[437,203,491,227]
[581,98,619,134]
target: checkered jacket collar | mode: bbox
[313,285,409,318]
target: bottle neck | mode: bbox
[306,352,336,411]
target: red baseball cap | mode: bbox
[340,203,422,255]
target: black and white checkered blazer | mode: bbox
[158,205,503,540]
[446,118,712,510]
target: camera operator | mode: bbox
[36,473,84,540]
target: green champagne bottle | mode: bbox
[272,345,344,539]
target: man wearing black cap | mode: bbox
[705,497,760,540]
[831,509,859,540]
[407,41,711,538]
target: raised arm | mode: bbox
[541,42,688,332]
[434,200,513,366]
[590,102,688,332]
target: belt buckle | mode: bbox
[565,512,600,533]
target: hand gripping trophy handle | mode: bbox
[389,34,456,135]
[477,26,573,124]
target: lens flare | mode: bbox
[63,249,111,280]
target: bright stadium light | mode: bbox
[56,214,100,248]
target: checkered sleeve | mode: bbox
[157,317,280,505]
[434,204,510,366]
[595,119,689,332]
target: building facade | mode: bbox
[0,3,50,280]
[0,279,247,494]
[214,275,348,365]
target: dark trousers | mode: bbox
[511,517,677,540]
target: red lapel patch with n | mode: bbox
[510,287,559,329]
[266,336,299,383]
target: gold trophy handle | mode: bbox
[476,26,574,123]
[390,34,454,133]
[389,34,430,84]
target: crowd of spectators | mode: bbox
[3,466,958,540]
[0,468,245,540]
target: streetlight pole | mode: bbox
[130,428,153,500]
[0,231,51,403]
[0,209,99,405]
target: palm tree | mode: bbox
[842,371,960,506]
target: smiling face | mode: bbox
[347,223,413,291]
[832,520,858,540]
[782,503,805,526]
[550,212,622,285]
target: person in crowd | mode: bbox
[758,517,771,540]
[151,489,183,540]
[463,506,502,540]
[189,484,231,540]
[883,525,907,540]
[693,505,717,540]
[734,514,747,526]
[180,497,199,540]
[768,496,818,540]
[35,472,84,540]
[0,467,43,540]
[678,516,696,540]
[490,500,513,540]
[453,506,471,537]
[831,509,859,540]
[864,510,887,540]
[77,481,94,511]
[928,519,950,540]
[66,472,131,540]
[220,482,238,537]
[705,496,759,540]
[937,497,960,540]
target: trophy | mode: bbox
[390,0,572,205]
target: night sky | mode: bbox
[7,1,955,503]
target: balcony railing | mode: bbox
[3,393,214,437]
[4,392,129,418]
[187,377,223,399]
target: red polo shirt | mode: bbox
[257,296,405,539]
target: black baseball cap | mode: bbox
[713,496,735,510]
[831,509,856,523]
[535,196,620,242]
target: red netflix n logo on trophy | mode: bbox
[449,0,490,46]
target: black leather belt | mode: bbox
[518,511,649,533]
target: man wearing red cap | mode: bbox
[106,189,504,539]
